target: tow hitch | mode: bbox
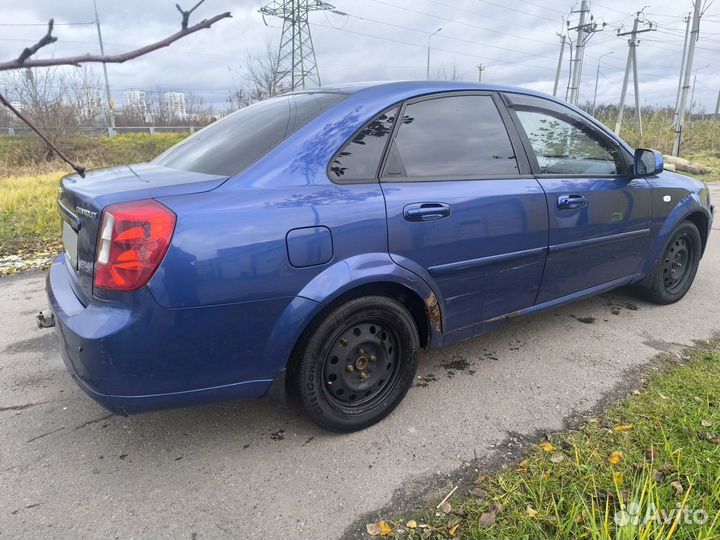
[36,310,55,329]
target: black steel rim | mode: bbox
[662,231,696,294]
[321,319,401,411]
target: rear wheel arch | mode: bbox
[285,281,435,393]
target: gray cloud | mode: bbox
[1,0,718,112]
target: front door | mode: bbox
[380,93,548,332]
[504,93,653,303]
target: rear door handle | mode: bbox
[403,202,451,222]
[557,194,588,210]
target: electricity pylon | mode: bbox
[614,9,656,137]
[259,0,334,91]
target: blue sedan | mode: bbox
[47,81,714,432]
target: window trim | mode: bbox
[501,92,634,179]
[378,91,533,183]
[326,102,404,185]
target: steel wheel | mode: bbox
[637,220,702,305]
[661,230,697,295]
[295,295,420,432]
[322,321,400,410]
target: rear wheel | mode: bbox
[295,296,420,432]
[640,221,701,305]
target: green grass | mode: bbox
[0,171,63,255]
[0,133,185,257]
[0,132,185,174]
[383,345,720,540]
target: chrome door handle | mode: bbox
[557,194,588,209]
[403,202,451,222]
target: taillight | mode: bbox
[94,199,176,291]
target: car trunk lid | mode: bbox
[58,163,228,303]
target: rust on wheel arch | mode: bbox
[424,292,442,333]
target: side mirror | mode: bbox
[634,148,664,177]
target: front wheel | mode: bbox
[640,221,702,305]
[295,296,420,432]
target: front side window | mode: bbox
[154,92,346,176]
[330,107,398,181]
[508,95,624,176]
[383,94,519,179]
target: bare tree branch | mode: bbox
[0,11,231,72]
[0,91,86,177]
[176,0,206,30]
[17,19,58,65]
[0,2,231,177]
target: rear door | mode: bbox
[503,93,653,303]
[380,92,548,333]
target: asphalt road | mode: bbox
[1,184,718,540]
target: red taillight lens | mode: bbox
[94,199,176,291]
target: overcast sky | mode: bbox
[1,0,719,112]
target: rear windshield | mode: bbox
[154,92,346,176]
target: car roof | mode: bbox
[309,80,550,98]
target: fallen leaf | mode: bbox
[440,501,452,514]
[470,487,487,500]
[406,520,417,529]
[472,473,488,484]
[671,481,684,496]
[652,469,665,482]
[710,437,720,445]
[479,500,503,526]
[366,523,381,536]
[702,419,713,427]
[448,523,460,537]
[608,451,623,465]
[479,511,496,527]
[614,424,634,432]
[613,471,624,487]
[659,393,670,400]
[632,389,641,395]
[550,453,565,463]
[645,448,657,462]
[526,506,538,517]
[694,396,704,403]
[538,441,554,452]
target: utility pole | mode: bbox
[567,0,604,105]
[689,64,711,116]
[673,13,692,127]
[259,0,334,90]
[715,89,720,117]
[591,52,613,117]
[553,31,567,97]
[673,0,703,156]
[94,0,115,137]
[614,10,655,137]
[426,27,442,80]
[477,64,484,82]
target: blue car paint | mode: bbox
[46,81,713,415]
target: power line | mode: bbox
[363,0,559,47]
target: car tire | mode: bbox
[640,221,702,305]
[294,295,420,432]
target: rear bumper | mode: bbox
[46,256,294,414]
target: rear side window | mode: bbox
[330,107,398,181]
[154,92,346,176]
[383,95,518,179]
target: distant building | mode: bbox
[163,91,187,120]
[80,87,104,121]
[123,89,151,121]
